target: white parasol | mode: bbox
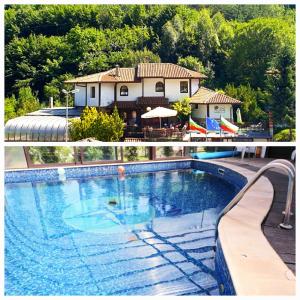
[141,107,177,128]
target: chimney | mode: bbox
[49,97,54,108]
[115,64,120,77]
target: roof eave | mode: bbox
[190,99,241,105]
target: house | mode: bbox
[190,87,241,123]
[65,63,240,126]
[5,63,243,141]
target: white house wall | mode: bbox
[209,104,232,119]
[165,79,189,102]
[74,85,86,107]
[191,105,207,119]
[87,83,99,107]
[116,82,142,101]
[74,78,205,108]
[101,83,115,107]
[143,78,164,97]
[191,79,200,96]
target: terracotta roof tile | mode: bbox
[137,63,206,78]
[190,87,241,104]
[65,68,139,83]
[65,63,207,84]
[102,68,139,82]
[65,72,103,83]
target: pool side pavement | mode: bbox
[210,158,295,296]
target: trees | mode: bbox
[84,147,115,160]
[4,4,295,128]
[69,106,125,141]
[177,56,215,87]
[172,97,192,123]
[163,146,174,157]
[225,18,295,89]
[5,95,17,123]
[265,45,295,133]
[5,34,67,99]
[274,129,295,142]
[224,84,267,123]
[4,86,41,123]
[160,20,180,62]
[16,86,41,116]
[107,48,160,69]
[44,73,74,106]
[177,56,205,73]
[124,147,138,161]
[28,146,74,164]
[209,5,289,22]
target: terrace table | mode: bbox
[143,128,184,141]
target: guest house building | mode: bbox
[65,63,241,125]
[5,63,242,141]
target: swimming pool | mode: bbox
[5,160,246,295]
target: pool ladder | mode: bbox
[216,159,295,239]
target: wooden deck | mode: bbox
[215,158,296,274]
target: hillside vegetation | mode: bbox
[5,4,295,130]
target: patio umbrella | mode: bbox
[141,106,177,128]
[236,108,243,124]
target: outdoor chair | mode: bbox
[232,137,254,142]
[235,146,257,159]
[250,122,264,131]
[291,150,296,161]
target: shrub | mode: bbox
[69,106,124,141]
[273,129,295,141]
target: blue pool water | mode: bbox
[5,169,238,295]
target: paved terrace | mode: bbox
[213,157,295,274]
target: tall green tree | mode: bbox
[125,147,138,161]
[177,56,205,73]
[265,46,295,132]
[226,17,295,89]
[44,73,74,106]
[224,84,267,123]
[5,95,17,123]
[209,5,289,22]
[16,86,40,116]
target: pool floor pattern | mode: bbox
[6,213,219,295]
[5,169,237,295]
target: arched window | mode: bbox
[120,85,128,96]
[155,81,164,92]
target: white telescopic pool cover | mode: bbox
[5,116,69,141]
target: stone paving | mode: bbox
[215,157,295,274]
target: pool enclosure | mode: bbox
[5,108,83,142]
[5,116,67,142]
[5,146,208,169]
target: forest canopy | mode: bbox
[5,4,295,130]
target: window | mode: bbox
[180,81,188,93]
[123,147,150,162]
[82,147,121,162]
[27,147,75,165]
[120,85,128,96]
[155,81,164,92]
[156,146,184,159]
[90,86,96,98]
